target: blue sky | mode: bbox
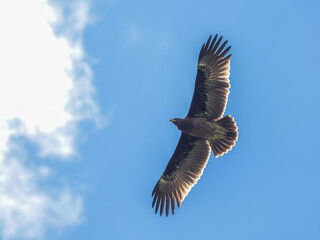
[0,0,319,239]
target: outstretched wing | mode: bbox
[187,34,232,121]
[152,133,211,216]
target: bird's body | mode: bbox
[152,34,238,216]
[171,117,227,140]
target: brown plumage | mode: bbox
[152,34,238,217]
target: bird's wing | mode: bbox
[152,133,211,216]
[187,34,232,121]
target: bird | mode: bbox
[151,34,238,217]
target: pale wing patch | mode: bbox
[204,59,231,120]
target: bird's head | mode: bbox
[170,118,184,129]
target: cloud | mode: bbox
[0,0,100,239]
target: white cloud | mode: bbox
[0,0,100,239]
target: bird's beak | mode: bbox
[170,119,174,122]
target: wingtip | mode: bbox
[152,195,157,208]
[205,35,212,50]
[155,194,161,214]
[226,53,232,60]
[152,190,179,217]
[160,197,165,216]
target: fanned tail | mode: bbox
[209,115,238,157]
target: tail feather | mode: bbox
[210,115,238,157]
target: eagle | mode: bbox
[152,34,238,216]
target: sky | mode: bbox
[0,0,319,239]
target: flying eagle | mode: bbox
[152,34,238,216]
